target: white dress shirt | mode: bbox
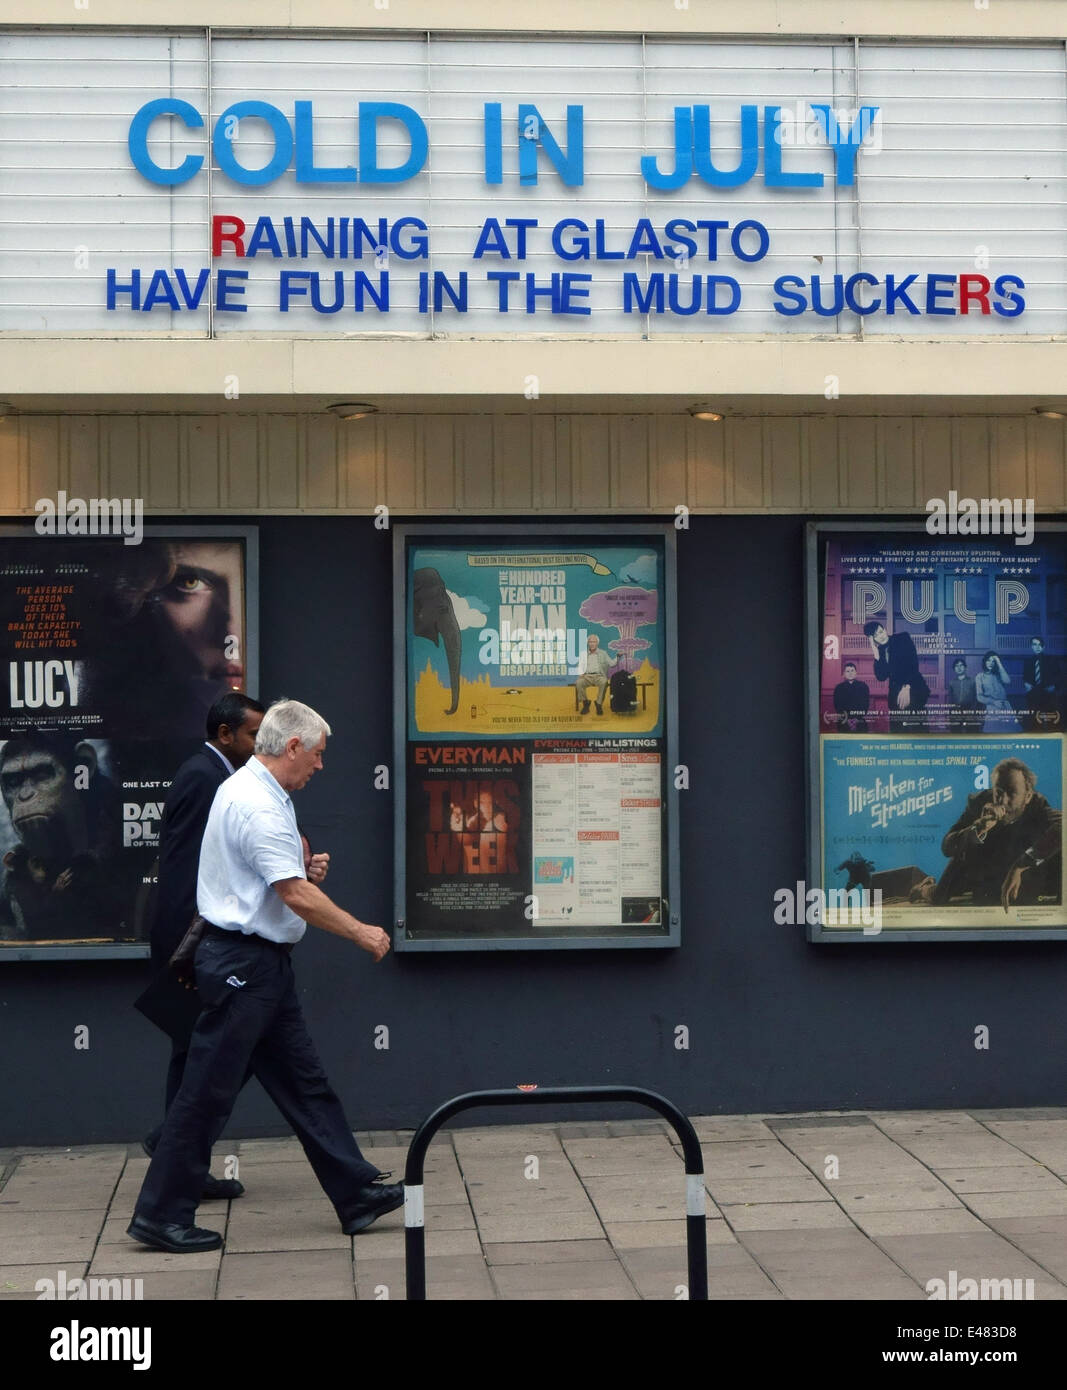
[197,756,307,944]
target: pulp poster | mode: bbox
[0,532,251,952]
[818,532,1066,932]
[405,540,667,939]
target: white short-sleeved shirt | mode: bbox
[196,756,307,944]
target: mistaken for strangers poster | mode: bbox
[402,537,669,942]
[816,530,1067,935]
[0,532,251,953]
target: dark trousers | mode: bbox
[143,1046,190,1154]
[135,928,380,1228]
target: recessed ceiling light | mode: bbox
[327,402,377,420]
[688,405,723,422]
[1034,408,1066,420]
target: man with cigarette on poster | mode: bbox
[912,757,1062,911]
[128,698,401,1253]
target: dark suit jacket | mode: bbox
[873,632,930,708]
[1024,654,1059,690]
[149,746,231,967]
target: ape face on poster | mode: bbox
[0,527,257,958]
[395,525,679,950]
[807,523,1067,941]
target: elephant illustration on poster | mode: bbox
[412,567,461,715]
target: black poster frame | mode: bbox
[393,522,680,952]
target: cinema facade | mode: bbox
[4,1,1067,1146]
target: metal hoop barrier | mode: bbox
[403,1084,708,1301]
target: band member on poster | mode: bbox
[450,786,510,875]
[976,651,1020,732]
[575,634,616,715]
[0,733,126,941]
[863,618,930,727]
[832,662,870,731]
[911,758,1061,910]
[1023,636,1060,726]
[948,657,980,730]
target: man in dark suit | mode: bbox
[832,662,870,731]
[864,618,930,728]
[142,692,265,1198]
[1023,636,1060,727]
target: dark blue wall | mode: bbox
[2,514,1064,1146]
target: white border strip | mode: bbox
[404,1183,425,1228]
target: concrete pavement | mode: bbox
[4,1107,1067,1300]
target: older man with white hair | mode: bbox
[128,698,401,1253]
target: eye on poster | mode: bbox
[396,527,679,951]
[809,525,1067,941]
[0,528,256,958]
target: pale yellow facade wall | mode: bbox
[0,411,1061,516]
[3,1,1066,40]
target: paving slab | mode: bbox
[0,1208,107,1238]
[738,1229,922,1300]
[476,1211,605,1244]
[492,1258,638,1300]
[985,1216,1067,1281]
[0,1229,101,1265]
[484,1238,614,1265]
[939,1165,1066,1194]
[706,1175,832,1205]
[702,1140,815,1180]
[689,1118,775,1143]
[605,1218,736,1249]
[0,1263,89,1299]
[851,1208,990,1237]
[561,1135,678,1176]
[451,1129,562,1156]
[830,1179,962,1214]
[218,1249,354,1300]
[135,1270,219,1300]
[353,1253,494,1301]
[873,1230,1059,1296]
[702,1243,785,1299]
[222,1199,348,1253]
[892,1134,1037,1169]
[720,1201,856,1233]
[955,1189,1067,1220]
[89,1244,222,1275]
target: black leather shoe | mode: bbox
[127,1215,222,1253]
[340,1180,405,1235]
[201,1173,245,1200]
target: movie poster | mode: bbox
[400,534,670,944]
[815,530,1067,937]
[0,531,253,954]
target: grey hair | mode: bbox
[255,699,331,756]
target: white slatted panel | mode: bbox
[858,44,1067,336]
[0,33,1064,337]
[0,32,209,331]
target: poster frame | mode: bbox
[393,522,680,952]
[805,519,1067,944]
[0,522,259,963]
